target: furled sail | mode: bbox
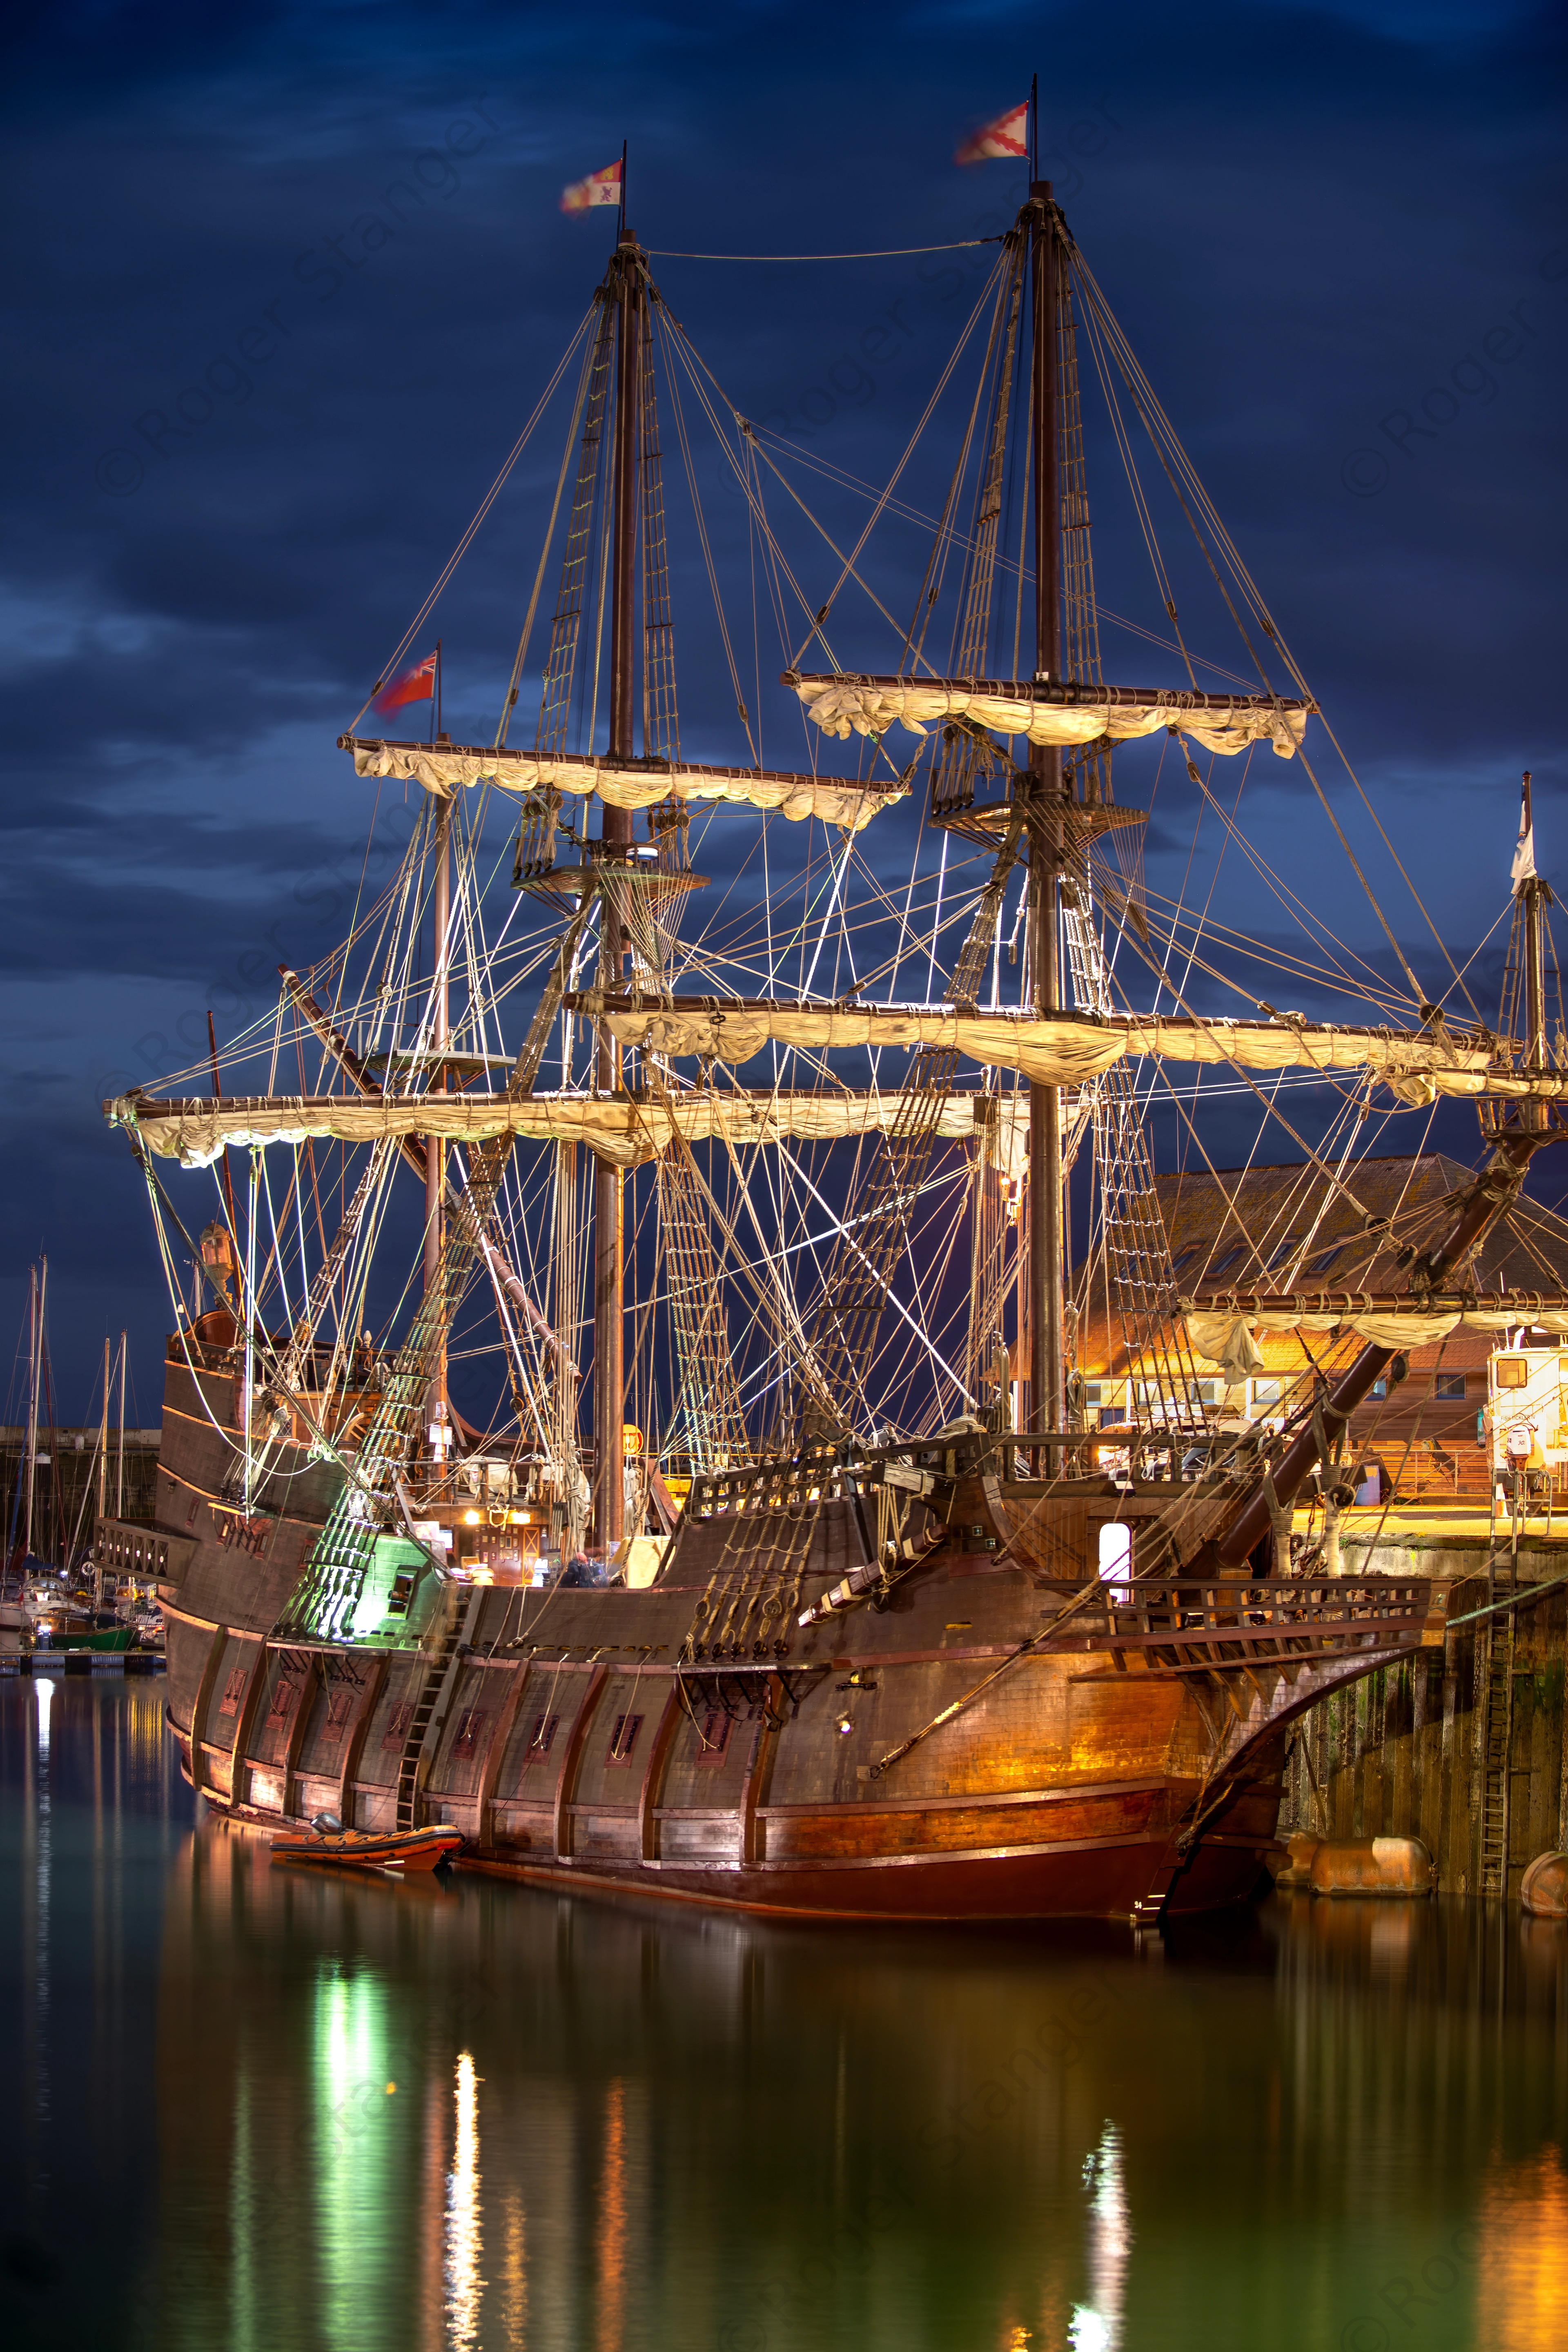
[108,1087,1027,1175]
[572,995,1553,1106]
[1187,1305,1568,1359]
[339,735,904,831]
[786,672,1311,760]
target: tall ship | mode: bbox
[102,134,1563,1922]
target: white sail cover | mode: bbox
[579,998,1547,1107]
[787,673,1310,760]
[1189,1307,1568,1358]
[340,736,902,832]
[109,1088,1025,1175]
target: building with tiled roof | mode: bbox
[1073,1155,1568,1502]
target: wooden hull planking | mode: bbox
[146,1345,1444,1927]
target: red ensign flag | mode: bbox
[561,159,623,213]
[371,652,437,717]
[955,100,1029,165]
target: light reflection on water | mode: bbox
[1,1677,1566,2352]
[1069,2123,1129,2352]
[447,2049,485,2350]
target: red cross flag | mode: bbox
[561,158,623,213]
[955,100,1029,165]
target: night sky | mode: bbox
[2,0,1564,1423]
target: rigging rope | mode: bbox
[646,241,1002,261]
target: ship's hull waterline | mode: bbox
[164,1607,1284,1925]
[142,1346,1449,1927]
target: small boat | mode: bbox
[269,1813,462,1873]
[29,1605,136,1653]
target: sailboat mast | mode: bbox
[1027,179,1065,1437]
[24,1264,39,1559]
[116,1330,126,1519]
[1519,769,1549,1133]
[98,1334,110,1525]
[96,1331,110,1606]
[593,225,641,1551]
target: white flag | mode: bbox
[1511,784,1536,893]
[954,101,1029,166]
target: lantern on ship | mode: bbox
[199,1221,235,1308]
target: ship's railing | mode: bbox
[166,1333,236,1372]
[93,1519,194,1587]
[165,1331,392,1387]
[1087,1574,1456,1669]
[686,1427,1240,1520]
[688,1447,855,1520]
[992,1429,1255,1483]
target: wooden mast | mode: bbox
[593,220,641,1551]
[425,792,452,1453]
[1027,172,1065,1439]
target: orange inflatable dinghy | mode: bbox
[270,1814,462,1873]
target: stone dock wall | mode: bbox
[1277,1542,1568,1900]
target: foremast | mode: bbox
[1027,175,1065,1438]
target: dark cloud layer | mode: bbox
[1,0,1564,1406]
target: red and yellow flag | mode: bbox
[561,158,623,213]
[955,100,1029,165]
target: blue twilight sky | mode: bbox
[0,0,1564,1415]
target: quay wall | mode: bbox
[1278,1541,1568,1901]
[1,1425,161,1561]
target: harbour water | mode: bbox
[2,1677,1564,2351]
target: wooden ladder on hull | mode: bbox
[393,1592,471,1831]
[1477,1560,1516,1898]
[1129,1858,1187,1928]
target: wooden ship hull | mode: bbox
[143,1339,1461,1927]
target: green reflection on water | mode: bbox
[312,1964,396,2347]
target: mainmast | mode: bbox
[593,224,641,1551]
[1027,178,1065,1436]
[425,791,451,1452]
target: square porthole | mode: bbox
[267,1675,301,1727]
[606,1713,643,1766]
[320,1689,356,1744]
[522,1712,559,1766]
[451,1707,488,1761]
[693,1709,735,1768]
